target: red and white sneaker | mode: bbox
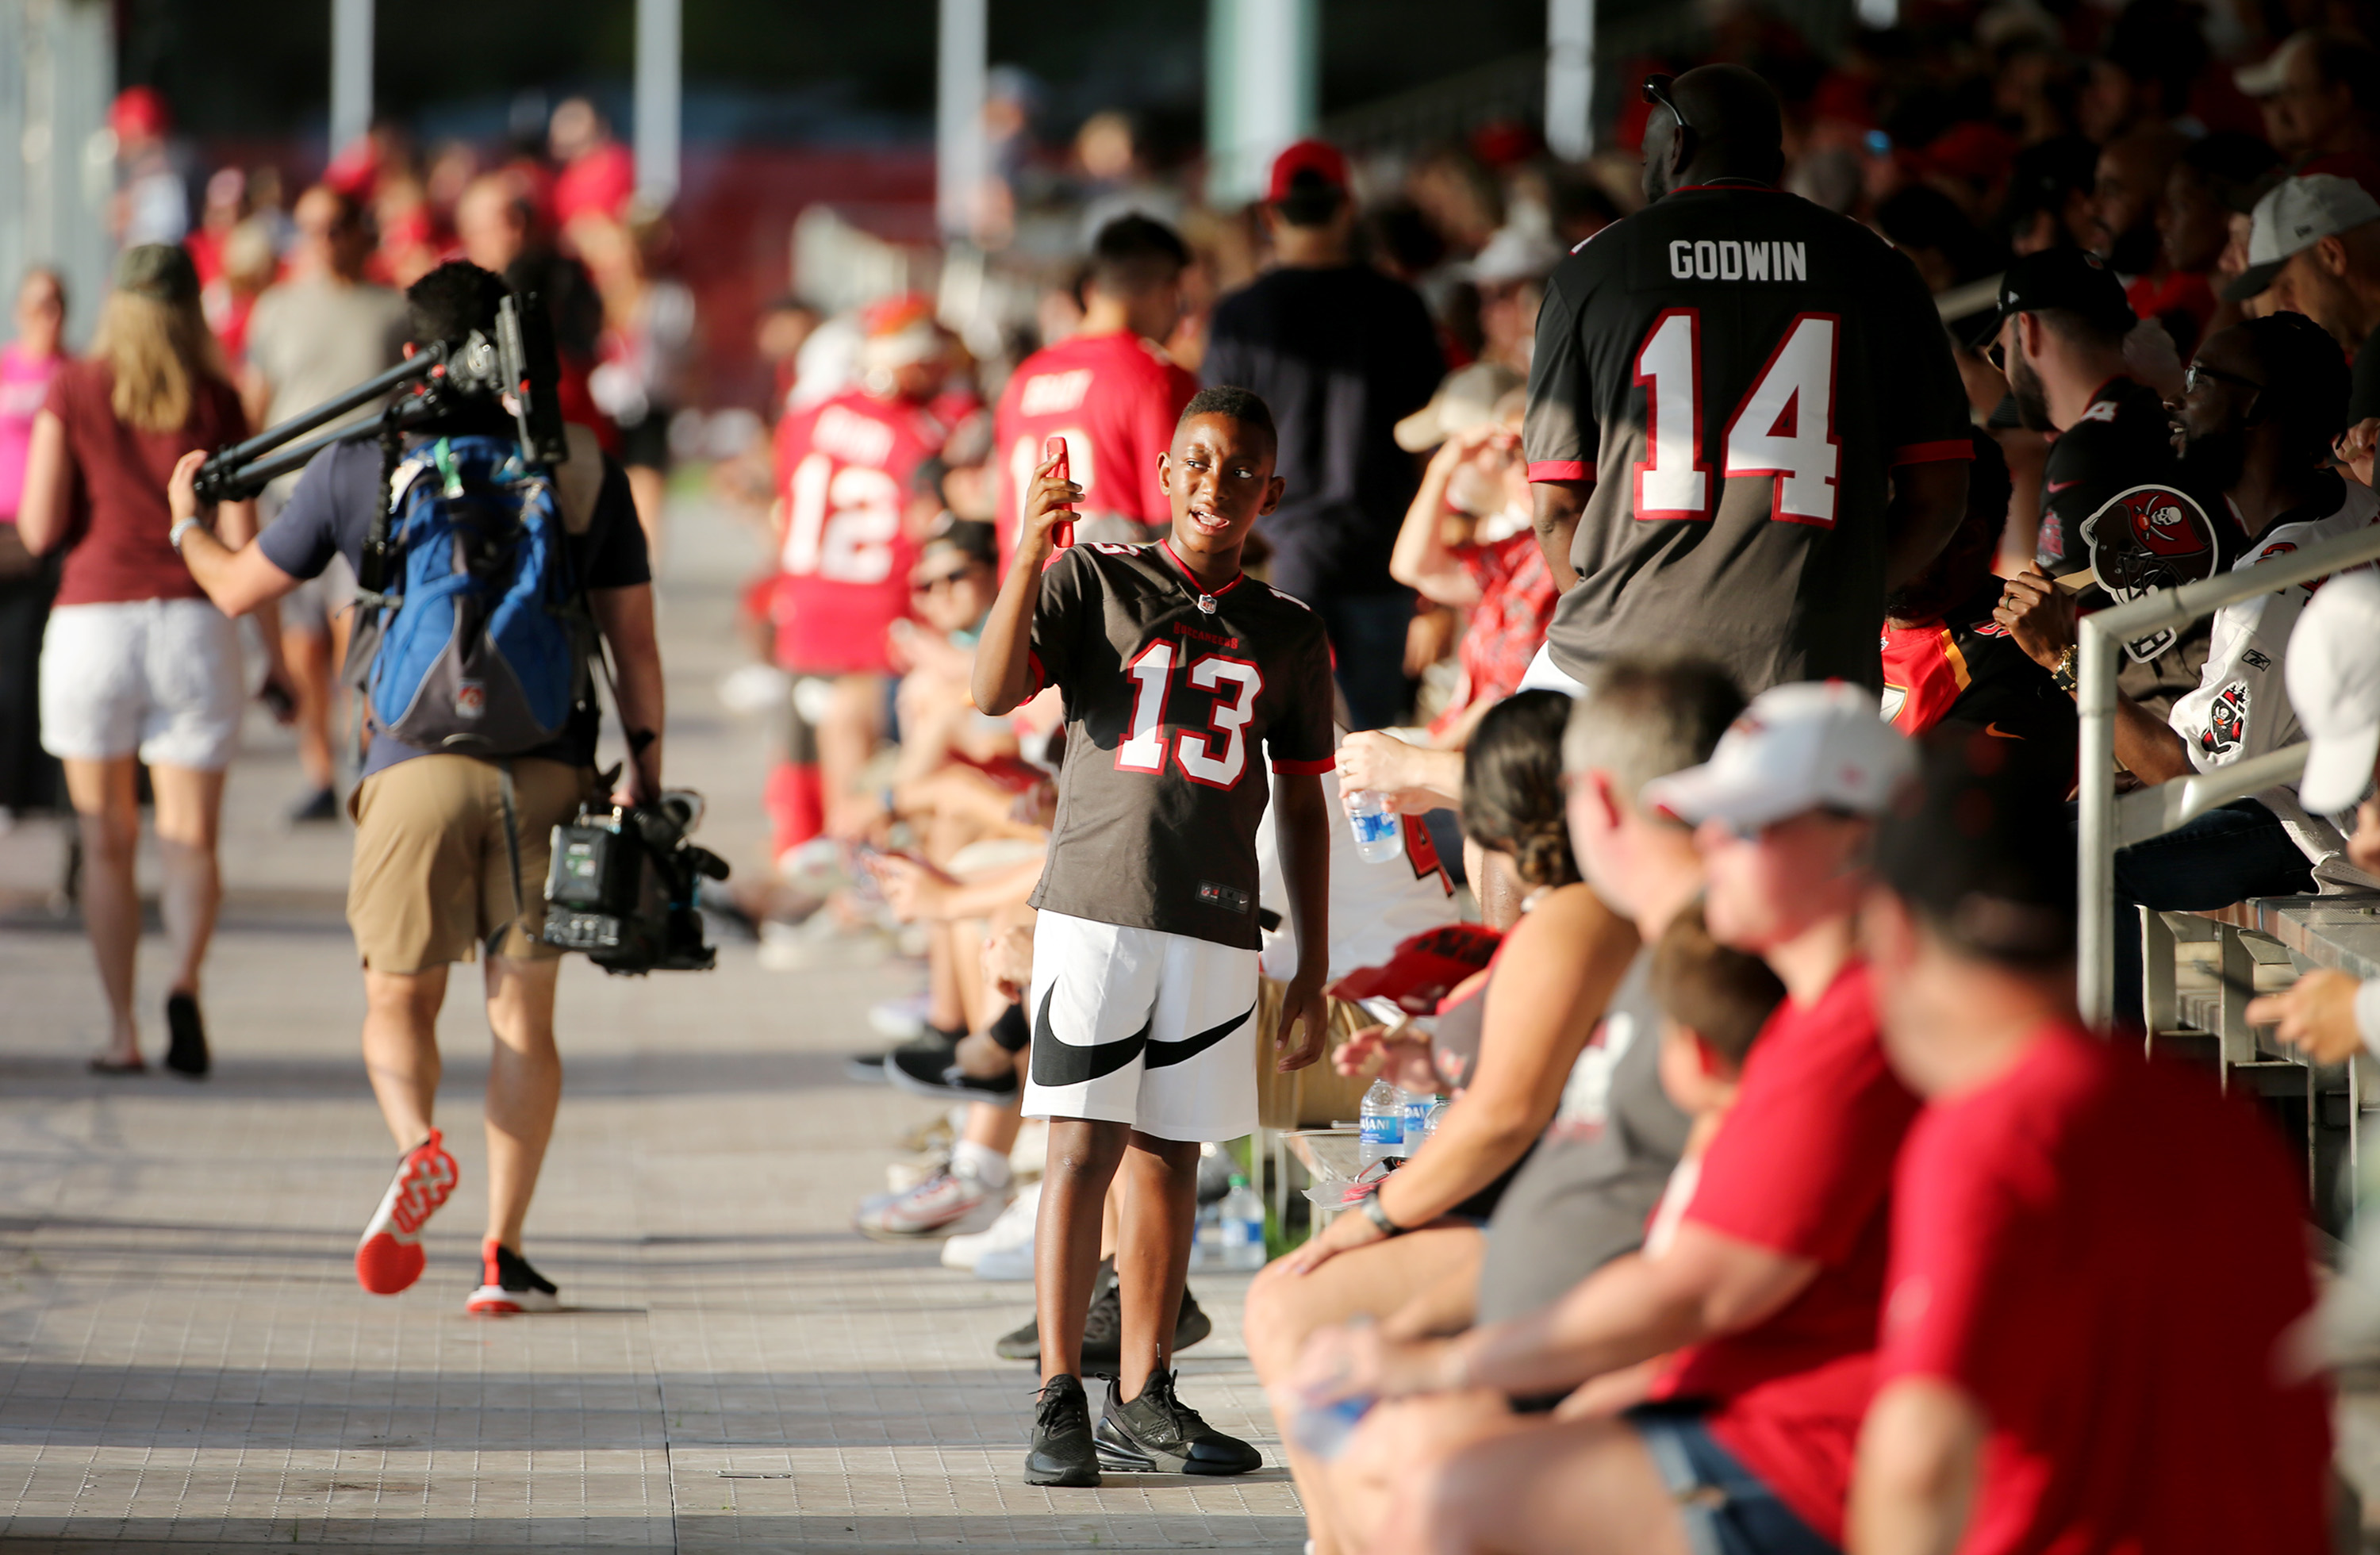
[466,1241,561,1314]
[853,1165,1007,1242]
[355,1130,458,1296]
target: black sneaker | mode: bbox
[163,992,209,1078]
[1093,1370,1263,1476]
[885,1041,1020,1103]
[845,1023,961,1085]
[1023,1373,1100,1487]
[994,1261,1213,1369]
[466,1241,560,1314]
[288,786,340,824]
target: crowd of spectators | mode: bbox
[19,0,2380,1544]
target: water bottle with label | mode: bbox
[1422,1097,1450,1143]
[1345,789,1404,865]
[1219,1173,1268,1270]
[1358,1076,1405,1169]
[1400,1088,1435,1148]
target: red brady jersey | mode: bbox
[773,386,946,674]
[1024,541,1336,950]
[992,329,1200,563]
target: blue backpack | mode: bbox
[348,434,594,757]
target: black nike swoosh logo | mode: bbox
[1030,982,1151,1087]
[1143,1000,1256,1069]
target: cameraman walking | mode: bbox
[167,262,664,1313]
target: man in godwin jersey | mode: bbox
[1520,64,1971,700]
[765,294,950,866]
[993,215,1200,565]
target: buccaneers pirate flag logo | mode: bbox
[2079,484,2221,663]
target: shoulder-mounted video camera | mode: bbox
[542,791,730,975]
[192,290,568,505]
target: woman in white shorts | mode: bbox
[17,244,281,1076]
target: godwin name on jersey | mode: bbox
[1024,541,1336,950]
[1524,184,1973,695]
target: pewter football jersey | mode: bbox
[1524,184,1973,694]
[1024,540,1337,950]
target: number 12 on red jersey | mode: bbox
[1632,309,1841,527]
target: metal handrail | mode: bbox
[2079,522,2380,1026]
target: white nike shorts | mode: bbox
[1022,910,1261,1144]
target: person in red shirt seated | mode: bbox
[1288,682,1920,1555]
[990,214,1198,564]
[1851,731,2331,1555]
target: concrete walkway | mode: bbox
[0,492,1299,1551]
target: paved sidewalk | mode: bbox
[0,493,1300,1551]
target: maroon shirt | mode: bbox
[44,357,246,607]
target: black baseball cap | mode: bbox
[1874,726,2075,966]
[1991,247,2137,337]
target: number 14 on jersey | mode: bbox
[1633,309,1841,527]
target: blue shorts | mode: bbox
[1627,1404,1837,1555]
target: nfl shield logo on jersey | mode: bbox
[2079,484,2221,664]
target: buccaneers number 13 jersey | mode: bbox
[1025,541,1337,950]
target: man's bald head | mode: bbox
[1644,64,1787,202]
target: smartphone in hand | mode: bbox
[1045,435,1074,551]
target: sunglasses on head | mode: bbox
[1642,73,1694,138]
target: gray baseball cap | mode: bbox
[2225,174,2380,301]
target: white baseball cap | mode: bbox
[1642,682,1915,833]
[2287,569,2380,814]
[2227,174,2380,301]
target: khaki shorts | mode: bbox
[347,754,594,972]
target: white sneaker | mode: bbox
[942,1181,1039,1271]
[969,1236,1038,1282]
[854,1165,1007,1242]
[869,993,932,1039]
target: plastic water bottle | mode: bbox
[1346,789,1404,865]
[1359,1076,1405,1169]
[1401,1088,1435,1146]
[1193,1199,1226,1269]
[1220,1174,1267,1270]
[1422,1097,1450,1142]
[1295,1394,1376,1459]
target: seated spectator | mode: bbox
[1882,432,2075,774]
[2248,570,2380,1062]
[1388,373,1554,751]
[1852,730,2330,1553]
[1242,689,1641,1555]
[1998,313,2378,1023]
[1286,682,1919,1555]
[1321,898,1782,1553]
[2003,135,2101,255]
[2223,174,2380,354]
[2158,132,2284,347]
[2244,30,2380,191]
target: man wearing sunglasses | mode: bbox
[1987,248,2236,714]
[1998,313,2379,1024]
[1518,64,1971,705]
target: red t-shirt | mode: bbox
[1879,1026,2329,1555]
[771,386,946,674]
[44,358,247,608]
[991,329,1199,566]
[1649,959,1919,1545]
[1429,528,1557,739]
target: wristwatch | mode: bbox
[1362,1189,1405,1238]
[2050,644,2079,694]
[168,516,209,552]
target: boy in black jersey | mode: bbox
[974,386,1335,1486]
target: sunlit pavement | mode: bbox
[0,490,1294,1551]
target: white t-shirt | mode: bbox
[1256,763,1461,985]
[2168,478,2380,887]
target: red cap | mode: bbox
[1266,139,1350,205]
[111,86,170,144]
